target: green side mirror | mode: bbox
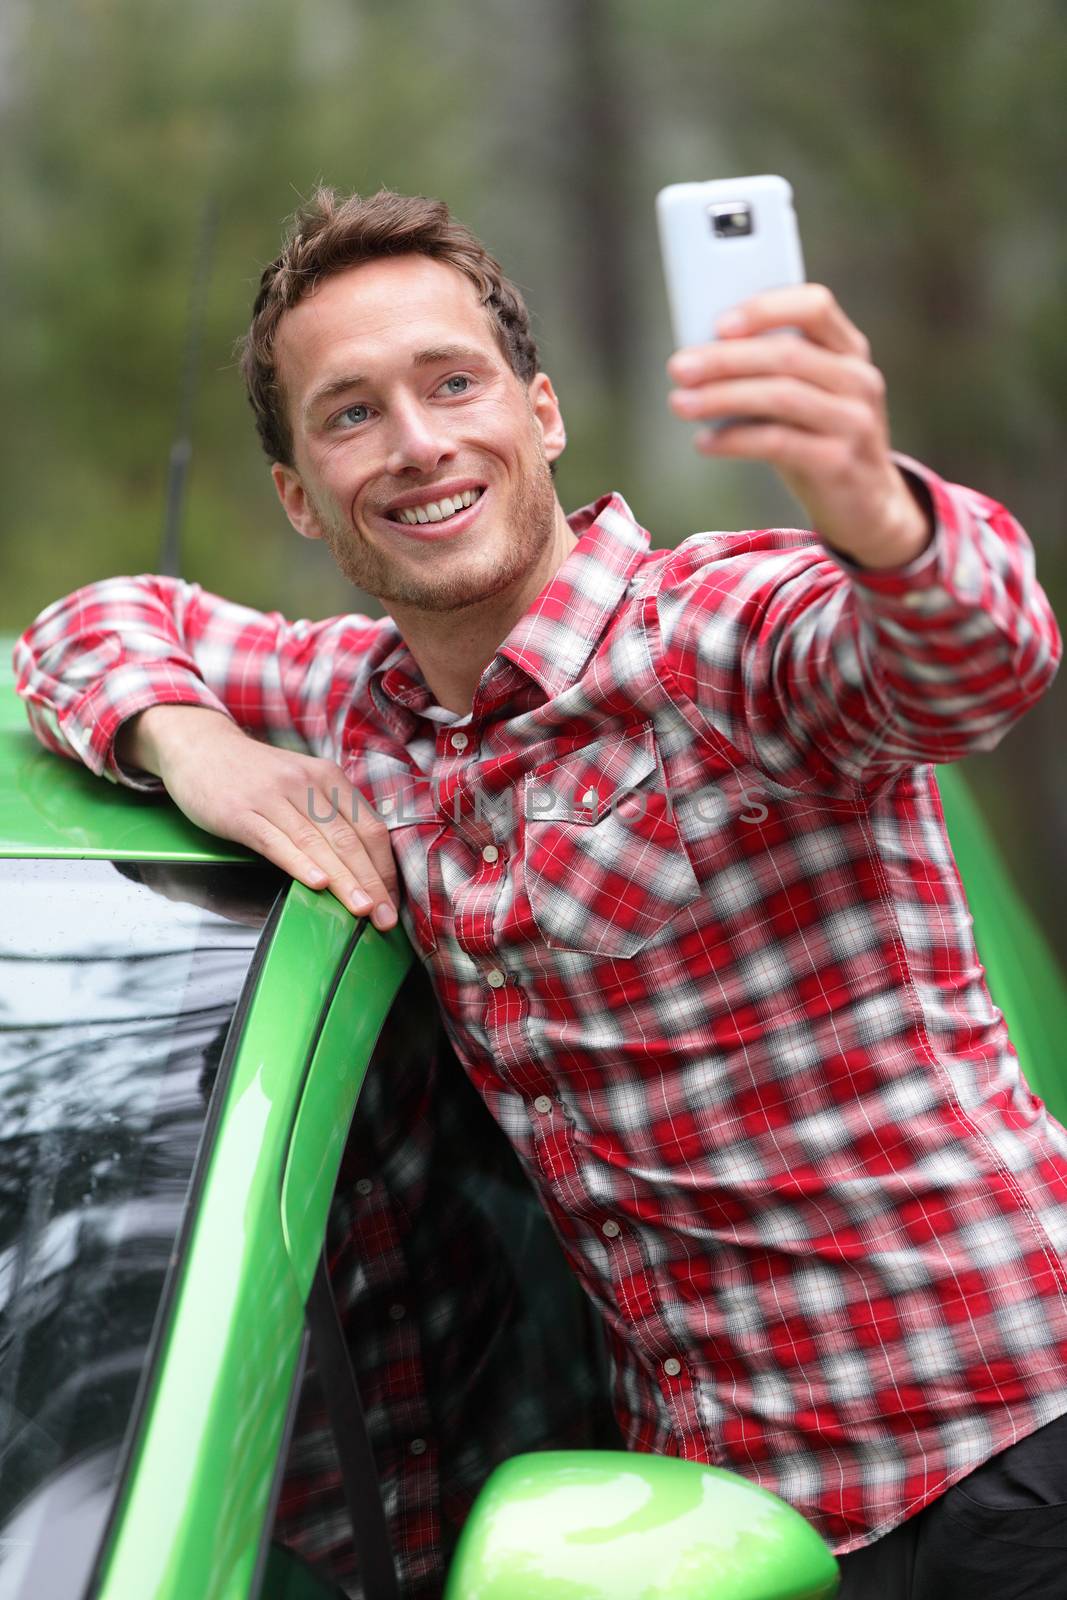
[444,1451,839,1600]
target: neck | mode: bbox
[388,500,576,714]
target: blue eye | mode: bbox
[441,375,471,395]
[337,403,371,427]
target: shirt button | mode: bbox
[355,1178,373,1196]
[601,1219,621,1238]
[379,797,395,816]
[663,1357,682,1377]
[409,1438,428,1456]
[449,731,469,751]
[533,1095,553,1115]
[482,844,500,863]
[486,968,506,988]
[388,1303,407,1321]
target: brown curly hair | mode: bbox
[238,186,541,466]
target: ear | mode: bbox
[271,462,324,541]
[528,371,567,463]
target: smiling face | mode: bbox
[270,254,569,617]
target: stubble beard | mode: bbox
[310,439,560,617]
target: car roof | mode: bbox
[1,638,252,863]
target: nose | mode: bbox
[383,395,456,477]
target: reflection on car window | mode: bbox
[264,967,620,1600]
[260,1540,349,1599]
[0,858,282,1600]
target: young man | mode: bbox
[15,188,1067,1598]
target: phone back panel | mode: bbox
[656,174,805,349]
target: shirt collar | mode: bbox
[498,491,649,698]
[370,491,650,717]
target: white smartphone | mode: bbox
[656,174,805,351]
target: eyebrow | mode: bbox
[303,344,490,421]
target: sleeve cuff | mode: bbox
[60,668,236,791]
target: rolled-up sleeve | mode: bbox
[12,574,380,790]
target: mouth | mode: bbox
[378,484,488,541]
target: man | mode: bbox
[15,187,1067,1598]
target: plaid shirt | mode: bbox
[14,454,1067,1558]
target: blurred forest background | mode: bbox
[1,0,1064,955]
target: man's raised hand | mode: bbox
[665,283,933,571]
[116,705,398,928]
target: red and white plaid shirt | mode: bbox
[14,454,1067,1556]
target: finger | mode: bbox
[280,798,398,928]
[714,284,869,357]
[670,376,870,438]
[299,771,398,902]
[236,812,369,905]
[342,786,400,901]
[301,768,400,902]
[694,421,856,477]
[668,335,884,402]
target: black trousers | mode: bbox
[836,1412,1067,1599]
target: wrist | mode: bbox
[828,469,935,572]
[116,704,238,779]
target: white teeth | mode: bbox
[394,488,482,525]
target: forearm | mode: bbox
[16,580,401,925]
[13,572,363,789]
[114,703,242,782]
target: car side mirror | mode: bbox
[444,1451,839,1599]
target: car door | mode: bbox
[251,956,622,1600]
[86,880,412,1600]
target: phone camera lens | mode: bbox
[708,202,753,239]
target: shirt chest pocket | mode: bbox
[521,723,702,958]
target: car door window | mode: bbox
[259,1541,349,1599]
[258,966,619,1600]
[0,858,282,1600]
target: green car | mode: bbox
[3,641,1065,1600]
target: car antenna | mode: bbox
[159,197,219,578]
